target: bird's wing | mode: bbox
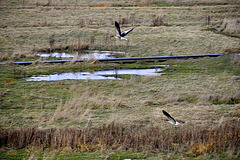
[115,21,121,37]
[121,28,134,37]
[162,110,176,124]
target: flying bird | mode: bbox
[114,21,134,41]
[162,110,184,126]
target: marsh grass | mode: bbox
[1,1,240,158]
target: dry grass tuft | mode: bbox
[51,89,131,122]
[90,3,109,7]
[11,47,36,60]
[37,41,90,53]
[216,17,240,36]
[141,76,155,84]
[234,104,240,110]
[221,46,240,54]
[151,15,168,27]
[198,94,240,105]
[231,54,240,67]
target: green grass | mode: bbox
[0,149,155,160]
[0,149,102,160]
[167,55,240,75]
[1,149,239,160]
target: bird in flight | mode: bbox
[162,110,185,126]
[114,21,134,41]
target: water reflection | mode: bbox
[26,68,165,81]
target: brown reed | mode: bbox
[0,120,239,154]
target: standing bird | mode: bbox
[114,21,134,41]
[162,110,185,126]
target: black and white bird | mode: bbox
[114,21,134,41]
[162,110,184,126]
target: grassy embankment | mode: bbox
[0,0,240,159]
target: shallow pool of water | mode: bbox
[37,50,125,60]
[26,67,165,81]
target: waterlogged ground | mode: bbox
[36,50,125,60]
[1,55,239,128]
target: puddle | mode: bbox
[26,67,166,81]
[37,50,125,60]
[37,53,74,58]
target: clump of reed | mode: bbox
[0,120,239,155]
[36,36,90,53]
[37,33,119,55]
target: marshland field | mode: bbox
[0,0,240,159]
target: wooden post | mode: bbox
[207,15,211,26]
